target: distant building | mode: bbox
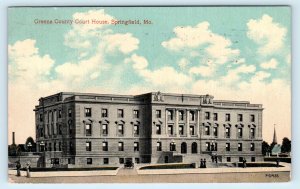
[34,92,263,167]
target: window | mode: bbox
[135,158,140,164]
[250,143,255,151]
[213,113,218,121]
[85,124,92,136]
[157,142,162,151]
[225,114,230,121]
[102,109,108,117]
[179,125,184,135]
[250,114,255,122]
[225,128,231,138]
[87,158,92,164]
[85,108,92,117]
[102,124,108,135]
[179,110,184,121]
[205,126,210,135]
[86,141,92,151]
[192,142,198,154]
[205,142,210,151]
[213,127,218,137]
[250,128,255,138]
[211,143,217,151]
[238,143,242,151]
[156,110,161,118]
[48,143,52,151]
[227,157,231,162]
[117,109,124,118]
[168,125,173,135]
[54,142,56,151]
[156,125,161,135]
[68,109,72,117]
[118,124,124,136]
[58,124,62,135]
[238,114,243,122]
[238,128,243,138]
[119,158,124,164]
[190,126,195,135]
[170,142,176,151]
[205,112,210,120]
[134,142,139,151]
[190,111,195,121]
[102,142,108,151]
[134,125,139,135]
[239,157,244,162]
[167,110,173,121]
[51,110,54,122]
[251,157,256,162]
[59,142,62,151]
[39,114,43,122]
[69,142,73,152]
[103,158,109,164]
[58,110,62,118]
[226,143,230,151]
[133,110,139,118]
[181,142,187,154]
[45,143,48,151]
[118,142,124,151]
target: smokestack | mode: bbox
[12,132,15,145]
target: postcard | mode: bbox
[8,6,291,183]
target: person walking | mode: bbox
[26,163,31,178]
[276,158,280,168]
[200,159,203,168]
[204,159,207,168]
[16,161,21,176]
[242,158,247,168]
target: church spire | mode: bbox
[272,124,278,144]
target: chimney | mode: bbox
[12,132,15,145]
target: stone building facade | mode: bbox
[34,92,263,167]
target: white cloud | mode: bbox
[103,33,139,54]
[189,64,215,77]
[222,64,256,83]
[260,58,278,69]
[247,14,287,55]
[125,54,148,70]
[178,58,189,69]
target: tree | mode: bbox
[281,137,291,153]
[25,136,36,152]
[262,141,270,156]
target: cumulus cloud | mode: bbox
[222,64,256,84]
[178,58,189,69]
[260,58,278,69]
[103,33,139,54]
[247,14,287,55]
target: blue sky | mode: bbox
[8,7,291,144]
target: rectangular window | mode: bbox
[190,126,195,135]
[68,109,72,117]
[85,108,92,117]
[85,124,92,136]
[118,142,124,151]
[118,124,124,136]
[133,110,139,118]
[59,142,62,151]
[86,141,92,151]
[238,143,242,151]
[226,143,230,151]
[102,109,108,118]
[227,157,231,162]
[51,111,54,122]
[251,157,256,162]
[213,127,218,137]
[205,142,210,151]
[134,142,139,151]
[250,128,255,138]
[87,158,92,164]
[213,113,218,121]
[48,143,52,151]
[157,142,162,151]
[205,126,210,135]
[239,157,244,162]
[103,158,109,164]
[102,142,108,151]
[190,111,195,121]
[39,114,43,122]
[156,125,161,135]
[225,128,231,138]
[168,125,173,135]
[179,125,184,135]
[53,142,56,151]
[250,114,255,122]
[134,125,139,135]
[119,158,124,164]
[156,110,161,118]
[179,110,184,121]
[135,158,140,164]
[250,143,255,151]
[117,109,124,118]
[225,114,230,121]
[102,124,108,135]
[205,112,210,120]
[167,110,173,121]
[238,128,243,138]
[238,114,243,122]
[58,110,62,118]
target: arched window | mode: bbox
[192,142,198,154]
[181,142,187,154]
[170,142,176,151]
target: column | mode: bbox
[165,109,168,135]
[175,109,179,136]
[197,110,200,136]
[186,110,190,137]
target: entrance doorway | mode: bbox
[164,156,169,163]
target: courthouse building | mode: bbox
[34,92,263,167]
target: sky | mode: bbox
[8,7,291,145]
